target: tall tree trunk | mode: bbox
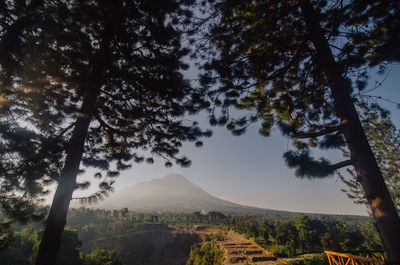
[34,21,112,264]
[34,90,98,265]
[299,1,400,262]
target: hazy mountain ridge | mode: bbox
[93,174,293,217]
[88,174,368,220]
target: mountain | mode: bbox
[94,174,294,217]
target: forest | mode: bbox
[0,208,384,265]
[1,0,400,264]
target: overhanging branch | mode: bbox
[56,122,76,139]
[330,159,353,170]
[294,124,344,138]
[95,114,123,134]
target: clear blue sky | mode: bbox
[75,65,400,216]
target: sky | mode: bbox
[75,65,400,217]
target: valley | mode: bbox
[79,222,283,265]
[1,174,381,265]
[80,224,201,265]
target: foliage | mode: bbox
[288,254,328,265]
[295,215,325,253]
[0,0,51,235]
[81,249,123,265]
[349,1,400,65]
[30,228,83,265]
[0,209,382,263]
[272,245,294,258]
[0,0,63,232]
[0,226,37,265]
[230,214,381,258]
[194,0,400,258]
[0,225,124,265]
[340,104,400,212]
[0,227,82,265]
[195,0,394,177]
[2,0,210,262]
[186,241,223,265]
[1,0,209,204]
[66,208,230,230]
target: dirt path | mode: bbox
[218,230,285,265]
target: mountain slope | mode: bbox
[96,174,292,216]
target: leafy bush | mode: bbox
[81,249,123,265]
[288,254,328,265]
[272,244,296,258]
[186,241,223,265]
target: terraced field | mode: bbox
[218,231,284,265]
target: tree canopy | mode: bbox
[196,0,400,260]
[0,0,55,246]
[81,249,123,265]
[196,0,398,176]
[2,0,400,262]
[1,0,209,264]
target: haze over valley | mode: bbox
[87,174,366,219]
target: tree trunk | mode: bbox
[299,1,400,262]
[34,90,98,265]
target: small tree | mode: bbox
[340,103,400,212]
[294,215,325,253]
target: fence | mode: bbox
[325,251,385,265]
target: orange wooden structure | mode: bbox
[325,251,385,265]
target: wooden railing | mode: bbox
[325,251,385,265]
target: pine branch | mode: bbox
[72,181,114,205]
[243,41,308,91]
[294,124,344,138]
[95,114,120,132]
[56,122,76,139]
[95,114,135,136]
[330,159,353,170]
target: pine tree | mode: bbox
[1,0,52,235]
[197,0,400,260]
[340,103,400,213]
[2,0,209,264]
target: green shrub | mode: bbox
[272,245,290,258]
[272,243,297,258]
[186,241,223,265]
[81,249,123,265]
[288,254,328,265]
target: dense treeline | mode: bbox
[230,215,382,257]
[67,208,230,227]
[65,208,230,248]
[1,208,227,265]
[0,227,122,265]
[67,208,383,259]
[0,208,383,264]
